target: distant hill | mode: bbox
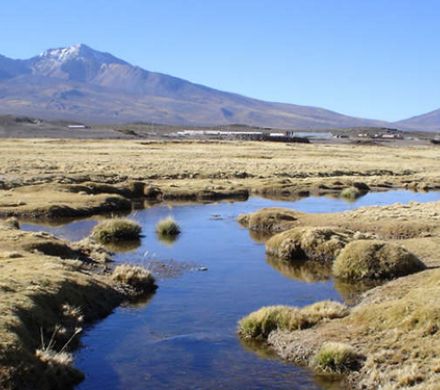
[395,109,440,132]
[0,44,389,129]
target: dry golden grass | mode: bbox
[111,264,156,294]
[155,216,181,236]
[0,183,132,219]
[265,226,354,262]
[312,342,362,374]
[0,139,439,210]
[91,218,142,243]
[0,140,439,186]
[238,301,348,339]
[265,269,440,389]
[237,207,301,233]
[340,186,365,200]
[333,240,426,282]
[1,139,440,388]
[0,221,124,389]
[0,139,440,220]
[238,196,440,388]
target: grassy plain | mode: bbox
[1,138,440,389]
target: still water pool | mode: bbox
[22,191,440,389]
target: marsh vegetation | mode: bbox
[91,218,142,243]
[2,139,440,389]
[155,216,181,237]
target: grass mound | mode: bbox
[155,217,180,236]
[91,218,141,243]
[112,264,156,294]
[333,240,426,282]
[238,301,348,340]
[237,208,299,233]
[2,217,20,229]
[266,227,353,262]
[340,187,365,200]
[312,342,362,374]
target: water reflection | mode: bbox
[248,229,272,243]
[156,232,180,246]
[239,337,283,360]
[122,291,156,309]
[266,256,332,283]
[333,280,380,305]
[104,239,142,253]
[241,338,345,390]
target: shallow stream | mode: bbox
[22,190,440,389]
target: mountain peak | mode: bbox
[38,44,124,65]
[40,44,86,59]
[30,44,129,82]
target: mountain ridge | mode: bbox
[0,44,432,129]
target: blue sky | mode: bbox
[1,0,439,121]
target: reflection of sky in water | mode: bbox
[19,191,440,390]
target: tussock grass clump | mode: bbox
[266,227,353,262]
[4,217,20,229]
[36,349,74,367]
[155,217,180,236]
[238,301,348,340]
[35,349,84,383]
[333,240,426,282]
[301,301,349,322]
[237,208,299,233]
[340,186,365,200]
[91,218,141,243]
[35,348,84,385]
[312,342,362,374]
[112,264,156,293]
[238,306,304,339]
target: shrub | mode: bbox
[91,218,141,243]
[112,264,156,293]
[238,301,348,340]
[155,217,180,236]
[333,240,426,282]
[266,227,353,262]
[312,342,362,374]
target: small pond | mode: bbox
[21,190,440,389]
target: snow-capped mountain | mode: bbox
[0,44,388,127]
[29,44,128,82]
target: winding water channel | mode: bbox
[22,190,440,389]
